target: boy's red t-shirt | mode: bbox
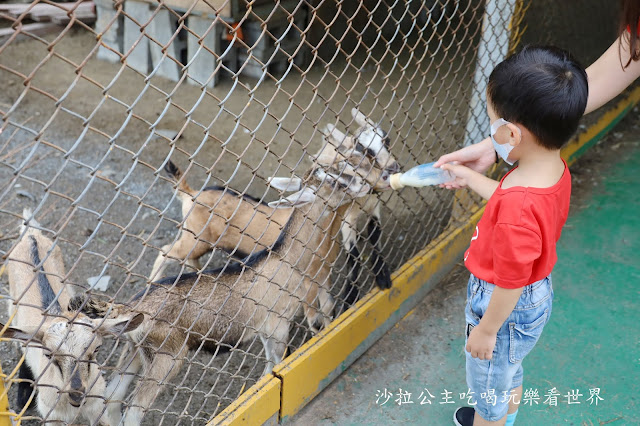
[464,159,571,289]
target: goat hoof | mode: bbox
[375,268,393,290]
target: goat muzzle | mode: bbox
[68,387,85,407]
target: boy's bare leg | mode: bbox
[508,385,522,413]
[472,385,522,426]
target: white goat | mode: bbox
[325,108,401,303]
[0,210,143,425]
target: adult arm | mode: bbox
[434,136,495,177]
[585,33,640,114]
[436,34,640,179]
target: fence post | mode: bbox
[186,15,220,88]
[463,0,519,147]
[453,0,520,222]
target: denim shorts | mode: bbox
[464,274,553,421]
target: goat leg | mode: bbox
[105,343,141,425]
[366,207,392,290]
[122,349,185,426]
[16,360,35,411]
[258,322,289,376]
[339,218,362,307]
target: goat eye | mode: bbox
[355,142,371,156]
[51,359,62,373]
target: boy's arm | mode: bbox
[467,286,524,360]
[440,163,499,200]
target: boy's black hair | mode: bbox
[488,45,588,150]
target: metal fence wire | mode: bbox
[0,0,620,424]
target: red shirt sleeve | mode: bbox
[491,223,542,289]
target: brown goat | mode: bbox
[151,109,399,309]
[75,152,380,425]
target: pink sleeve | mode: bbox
[492,224,542,289]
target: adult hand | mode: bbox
[434,137,495,175]
[466,324,497,360]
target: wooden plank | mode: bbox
[123,0,151,73]
[0,2,94,20]
[148,8,180,81]
[162,0,231,18]
[49,12,96,25]
[0,22,62,44]
[186,15,219,88]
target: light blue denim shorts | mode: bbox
[464,274,553,421]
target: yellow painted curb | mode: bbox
[3,89,638,426]
[1,263,12,426]
[274,207,485,421]
[563,85,640,166]
[209,83,640,425]
[209,375,280,426]
[0,363,11,426]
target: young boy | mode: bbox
[441,46,588,426]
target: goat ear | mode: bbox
[268,177,302,192]
[351,108,371,127]
[268,188,316,209]
[96,313,144,337]
[325,124,349,146]
[0,323,44,345]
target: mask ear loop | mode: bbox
[490,118,511,135]
[490,118,522,140]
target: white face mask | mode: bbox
[490,118,520,166]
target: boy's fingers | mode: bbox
[433,155,450,168]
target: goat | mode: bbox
[74,151,384,426]
[0,210,143,425]
[324,108,401,304]
[150,108,399,308]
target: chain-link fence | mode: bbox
[0,0,622,424]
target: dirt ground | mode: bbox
[0,15,478,424]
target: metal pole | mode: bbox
[463,0,519,147]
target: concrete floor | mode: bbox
[292,114,640,425]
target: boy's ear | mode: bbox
[505,122,523,147]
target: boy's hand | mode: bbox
[466,324,497,360]
[439,163,475,190]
